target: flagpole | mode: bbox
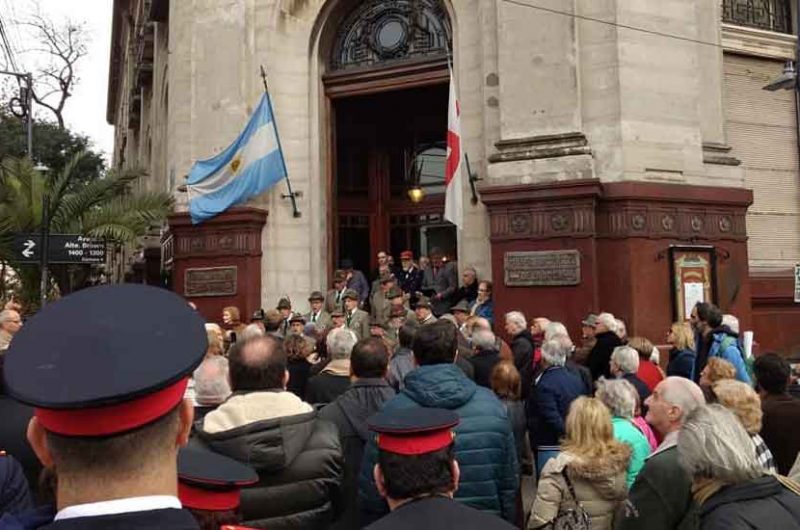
[260,65,301,218]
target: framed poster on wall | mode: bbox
[669,246,718,322]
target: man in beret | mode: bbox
[397,250,423,299]
[305,291,332,331]
[344,289,370,341]
[325,270,348,315]
[366,408,515,530]
[4,284,206,529]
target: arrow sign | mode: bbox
[12,234,106,264]
[21,239,35,258]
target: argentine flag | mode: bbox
[187,93,287,224]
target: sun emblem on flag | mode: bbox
[230,155,242,174]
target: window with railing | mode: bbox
[722,0,793,34]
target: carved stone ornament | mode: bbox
[551,213,569,231]
[690,216,704,232]
[661,214,675,231]
[510,213,530,234]
[719,216,733,233]
[631,213,646,231]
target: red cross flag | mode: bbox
[445,67,463,229]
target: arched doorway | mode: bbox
[323,0,455,275]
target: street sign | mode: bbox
[12,234,107,264]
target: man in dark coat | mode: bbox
[0,357,39,490]
[588,312,624,381]
[397,250,423,299]
[4,285,208,529]
[617,377,706,530]
[420,248,458,316]
[753,353,800,474]
[359,321,519,525]
[387,324,417,392]
[193,335,343,529]
[468,329,502,389]
[318,338,395,530]
[504,311,535,398]
[365,408,515,530]
[342,259,370,305]
[452,266,479,307]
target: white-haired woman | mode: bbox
[678,405,800,529]
[588,312,623,381]
[596,378,652,487]
[610,345,651,406]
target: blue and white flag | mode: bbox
[187,93,287,224]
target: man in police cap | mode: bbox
[366,407,515,529]
[3,284,207,529]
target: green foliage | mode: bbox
[0,154,173,310]
[0,109,105,191]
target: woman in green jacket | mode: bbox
[596,377,652,487]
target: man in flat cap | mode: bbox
[325,270,348,315]
[330,309,346,330]
[386,287,416,328]
[341,259,369,305]
[414,297,437,326]
[344,289,370,341]
[276,298,293,337]
[4,284,207,529]
[305,291,332,331]
[420,247,458,317]
[365,408,515,530]
[370,274,396,328]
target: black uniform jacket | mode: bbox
[38,509,199,530]
[365,496,516,530]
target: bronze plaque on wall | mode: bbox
[504,250,581,286]
[185,266,237,297]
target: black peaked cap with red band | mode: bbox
[3,284,207,437]
[178,448,258,511]
[368,407,459,456]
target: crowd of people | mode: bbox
[0,248,800,529]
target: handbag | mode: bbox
[542,468,592,530]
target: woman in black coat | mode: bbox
[678,404,800,530]
[666,321,697,380]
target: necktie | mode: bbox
[336,291,342,304]
[346,311,352,327]
[312,312,317,323]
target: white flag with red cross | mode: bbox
[445,67,463,229]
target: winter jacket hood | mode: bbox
[549,446,630,500]
[198,391,316,472]
[402,364,477,409]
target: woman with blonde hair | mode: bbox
[667,321,696,379]
[529,397,630,530]
[710,379,777,473]
[699,357,736,401]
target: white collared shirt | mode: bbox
[55,495,181,521]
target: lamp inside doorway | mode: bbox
[407,185,425,203]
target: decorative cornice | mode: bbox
[488,132,591,163]
[481,180,753,242]
[702,142,741,167]
[163,207,268,260]
[721,22,797,61]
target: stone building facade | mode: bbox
[107,0,800,354]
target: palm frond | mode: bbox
[49,169,141,231]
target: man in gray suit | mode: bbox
[415,296,438,326]
[343,288,370,340]
[370,273,396,327]
[325,270,348,314]
[421,247,458,316]
[305,291,332,331]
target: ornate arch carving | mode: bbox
[330,0,451,71]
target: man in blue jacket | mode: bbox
[358,321,519,526]
[693,303,750,384]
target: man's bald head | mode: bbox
[473,317,491,331]
[228,335,287,392]
[646,376,705,435]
